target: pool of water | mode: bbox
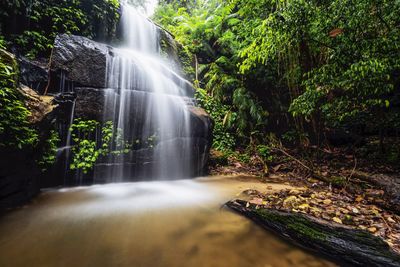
[0,176,336,267]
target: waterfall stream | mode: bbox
[96,2,194,182]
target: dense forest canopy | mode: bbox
[153,0,400,160]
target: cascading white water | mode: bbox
[98,1,193,181]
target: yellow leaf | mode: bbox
[323,199,332,205]
[355,195,363,202]
[332,217,342,224]
[298,203,310,210]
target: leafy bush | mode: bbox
[37,130,60,171]
[69,119,133,174]
[196,88,236,151]
[0,0,120,58]
[0,50,38,148]
[69,119,100,174]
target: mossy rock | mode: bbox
[227,199,400,267]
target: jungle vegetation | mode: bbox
[154,0,400,164]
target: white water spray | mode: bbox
[98,1,194,181]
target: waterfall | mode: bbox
[96,2,194,181]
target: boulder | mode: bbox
[74,87,111,121]
[49,34,196,97]
[50,34,110,89]
[188,106,213,139]
[18,57,49,94]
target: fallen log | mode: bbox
[227,199,400,267]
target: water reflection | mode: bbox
[0,176,336,267]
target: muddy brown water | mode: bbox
[0,176,336,267]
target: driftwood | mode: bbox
[227,199,400,267]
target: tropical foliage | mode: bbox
[0,50,38,148]
[0,0,120,58]
[154,0,400,153]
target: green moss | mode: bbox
[331,176,346,187]
[256,209,328,241]
[177,46,195,80]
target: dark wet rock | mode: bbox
[74,87,110,121]
[49,34,195,97]
[0,147,41,212]
[227,199,400,267]
[94,136,211,181]
[72,87,212,139]
[159,28,181,71]
[18,57,49,94]
[53,92,76,125]
[50,34,110,88]
[188,106,213,139]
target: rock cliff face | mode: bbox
[48,34,212,182]
[0,50,57,212]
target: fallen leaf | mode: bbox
[323,199,332,205]
[368,227,377,233]
[333,217,343,224]
[352,207,360,214]
[283,196,298,207]
[273,164,282,172]
[355,195,363,202]
[387,217,396,223]
[298,203,310,210]
[250,198,264,205]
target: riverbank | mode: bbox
[212,147,400,266]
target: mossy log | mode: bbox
[227,199,400,267]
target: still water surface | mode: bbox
[0,176,336,267]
